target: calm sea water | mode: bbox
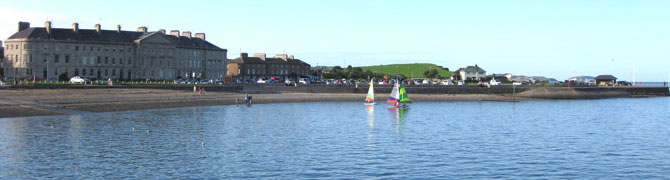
[1,98,670,179]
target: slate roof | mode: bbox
[8,27,223,50]
[230,56,309,66]
[456,65,485,73]
[595,75,617,80]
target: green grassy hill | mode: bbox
[359,63,453,79]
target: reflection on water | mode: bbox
[1,98,670,179]
[387,107,409,134]
[366,105,374,130]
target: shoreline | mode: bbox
[0,88,666,118]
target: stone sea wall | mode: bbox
[2,84,668,99]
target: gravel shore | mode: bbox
[0,88,533,118]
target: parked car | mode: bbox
[441,79,454,85]
[24,77,41,81]
[2,77,15,81]
[298,78,311,84]
[457,80,465,86]
[489,79,502,86]
[70,76,91,84]
[285,79,295,85]
[422,79,431,85]
[257,78,267,84]
[513,81,531,86]
[200,79,212,84]
[616,81,632,86]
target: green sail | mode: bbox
[398,83,411,103]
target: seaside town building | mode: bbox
[227,53,311,80]
[595,75,617,86]
[1,21,227,80]
[455,64,486,81]
[0,40,4,76]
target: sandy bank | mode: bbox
[0,88,536,118]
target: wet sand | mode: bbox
[0,88,534,118]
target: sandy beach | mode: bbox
[0,88,536,118]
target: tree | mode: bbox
[423,70,430,78]
[58,73,69,81]
[429,69,439,79]
[452,73,461,81]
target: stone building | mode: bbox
[0,40,4,77]
[1,21,227,80]
[227,53,311,80]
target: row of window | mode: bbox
[5,42,133,54]
[245,68,308,75]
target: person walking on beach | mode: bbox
[245,93,253,105]
[199,87,204,95]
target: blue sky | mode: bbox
[1,0,668,81]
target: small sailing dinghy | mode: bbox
[364,80,376,105]
[387,81,410,108]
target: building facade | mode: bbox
[455,64,486,81]
[227,53,311,80]
[1,21,227,80]
[0,40,4,77]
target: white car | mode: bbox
[422,79,431,85]
[298,78,310,84]
[285,79,295,85]
[489,79,501,86]
[69,76,90,84]
[256,78,267,83]
[441,79,454,85]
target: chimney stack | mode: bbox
[274,54,288,61]
[18,22,30,32]
[170,30,180,36]
[241,53,248,58]
[137,26,147,34]
[182,31,192,38]
[159,29,166,34]
[253,53,266,60]
[195,33,205,40]
[72,23,79,33]
[94,24,101,33]
[116,25,122,33]
[45,21,52,34]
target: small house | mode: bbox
[595,75,617,86]
[455,64,486,81]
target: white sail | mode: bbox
[387,82,400,103]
